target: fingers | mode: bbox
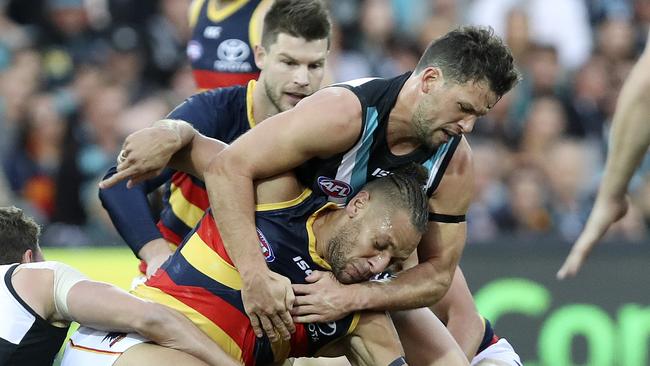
[248,313,264,338]
[99,168,135,189]
[271,313,292,341]
[292,314,325,324]
[291,284,313,295]
[279,310,295,335]
[258,314,278,341]
[291,304,319,316]
[305,270,324,282]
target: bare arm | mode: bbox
[558,32,650,279]
[205,87,362,341]
[66,281,240,366]
[291,140,473,321]
[430,268,483,361]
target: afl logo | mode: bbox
[317,176,352,198]
[217,39,250,62]
[256,228,275,262]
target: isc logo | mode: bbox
[371,168,392,177]
[293,256,313,277]
[203,26,222,39]
[317,176,352,198]
[256,228,275,262]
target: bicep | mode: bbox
[216,88,362,180]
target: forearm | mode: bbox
[169,134,229,181]
[204,158,268,276]
[600,50,650,199]
[351,261,454,312]
[138,303,241,366]
[152,119,197,150]
[99,167,166,257]
[445,311,483,361]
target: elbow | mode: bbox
[425,270,453,306]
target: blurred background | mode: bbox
[1,0,648,365]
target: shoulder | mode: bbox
[430,137,474,213]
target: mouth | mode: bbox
[284,92,307,104]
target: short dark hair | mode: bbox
[415,26,520,97]
[261,0,331,49]
[364,164,429,234]
[0,206,41,264]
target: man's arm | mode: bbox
[431,267,483,361]
[203,87,362,341]
[66,280,240,366]
[292,139,473,320]
[557,32,650,279]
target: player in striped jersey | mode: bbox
[99,0,330,278]
[74,136,468,365]
[0,206,239,366]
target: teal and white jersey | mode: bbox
[295,72,461,204]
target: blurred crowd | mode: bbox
[0,0,648,246]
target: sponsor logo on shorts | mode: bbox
[257,228,275,262]
[317,176,352,198]
[307,322,337,342]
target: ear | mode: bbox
[21,249,33,264]
[420,67,443,94]
[254,44,266,70]
[345,191,370,218]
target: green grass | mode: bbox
[43,247,141,290]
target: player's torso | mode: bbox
[138,191,358,364]
[0,264,68,366]
[158,83,254,245]
[188,0,263,89]
[296,73,462,205]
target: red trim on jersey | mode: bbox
[193,70,259,90]
[147,270,256,363]
[196,214,235,267]
[489,334,500,347]
[289,324,310,357]
[171,172,211,211]
[157,221,184,246]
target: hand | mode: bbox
[241,271,295,342]
[557,195,629,280]
[99,126,181,189]
[138,239,174,278]
[291,271,353,323]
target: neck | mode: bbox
[252,78,281,124]
[311,208,344,259]
[386,76,423,155]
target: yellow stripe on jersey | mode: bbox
[246,79,256,128]
[207,0,250,23]
[255,189,313,211]
[188,0,206,29]
[249,0,273,48]
[180,233,243,290]
[168,183,206,229]
[347,313,361,335]
[306,202,338,270]
[133,284,244,361]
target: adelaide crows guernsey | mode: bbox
[0,264,68,366]
[133,189,359,365]
[187,0,265,90]
[296,72,461,205]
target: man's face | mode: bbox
[412,69,498,150]
[256,33,328,113]
[326,201,420,284]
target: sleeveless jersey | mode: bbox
[187,0,264,90]
[157,80,256,246]
[133,190,359,365]
[296,72,461,205]
[0,264,69,366]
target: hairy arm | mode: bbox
[204,87,362,341]
[558,32,650,279]
[348,138,473,311]
[431,267,483,361]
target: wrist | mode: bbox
[138,238,173,262]
[348,282,372,312]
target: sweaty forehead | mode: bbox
[456,80,499,111]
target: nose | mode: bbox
[293,65,310,87]
[458,115,476,134]
[367,253,391,274]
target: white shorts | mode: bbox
[470,338,522,366]
[60,326,150,366]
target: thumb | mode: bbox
[305,270,324,282]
